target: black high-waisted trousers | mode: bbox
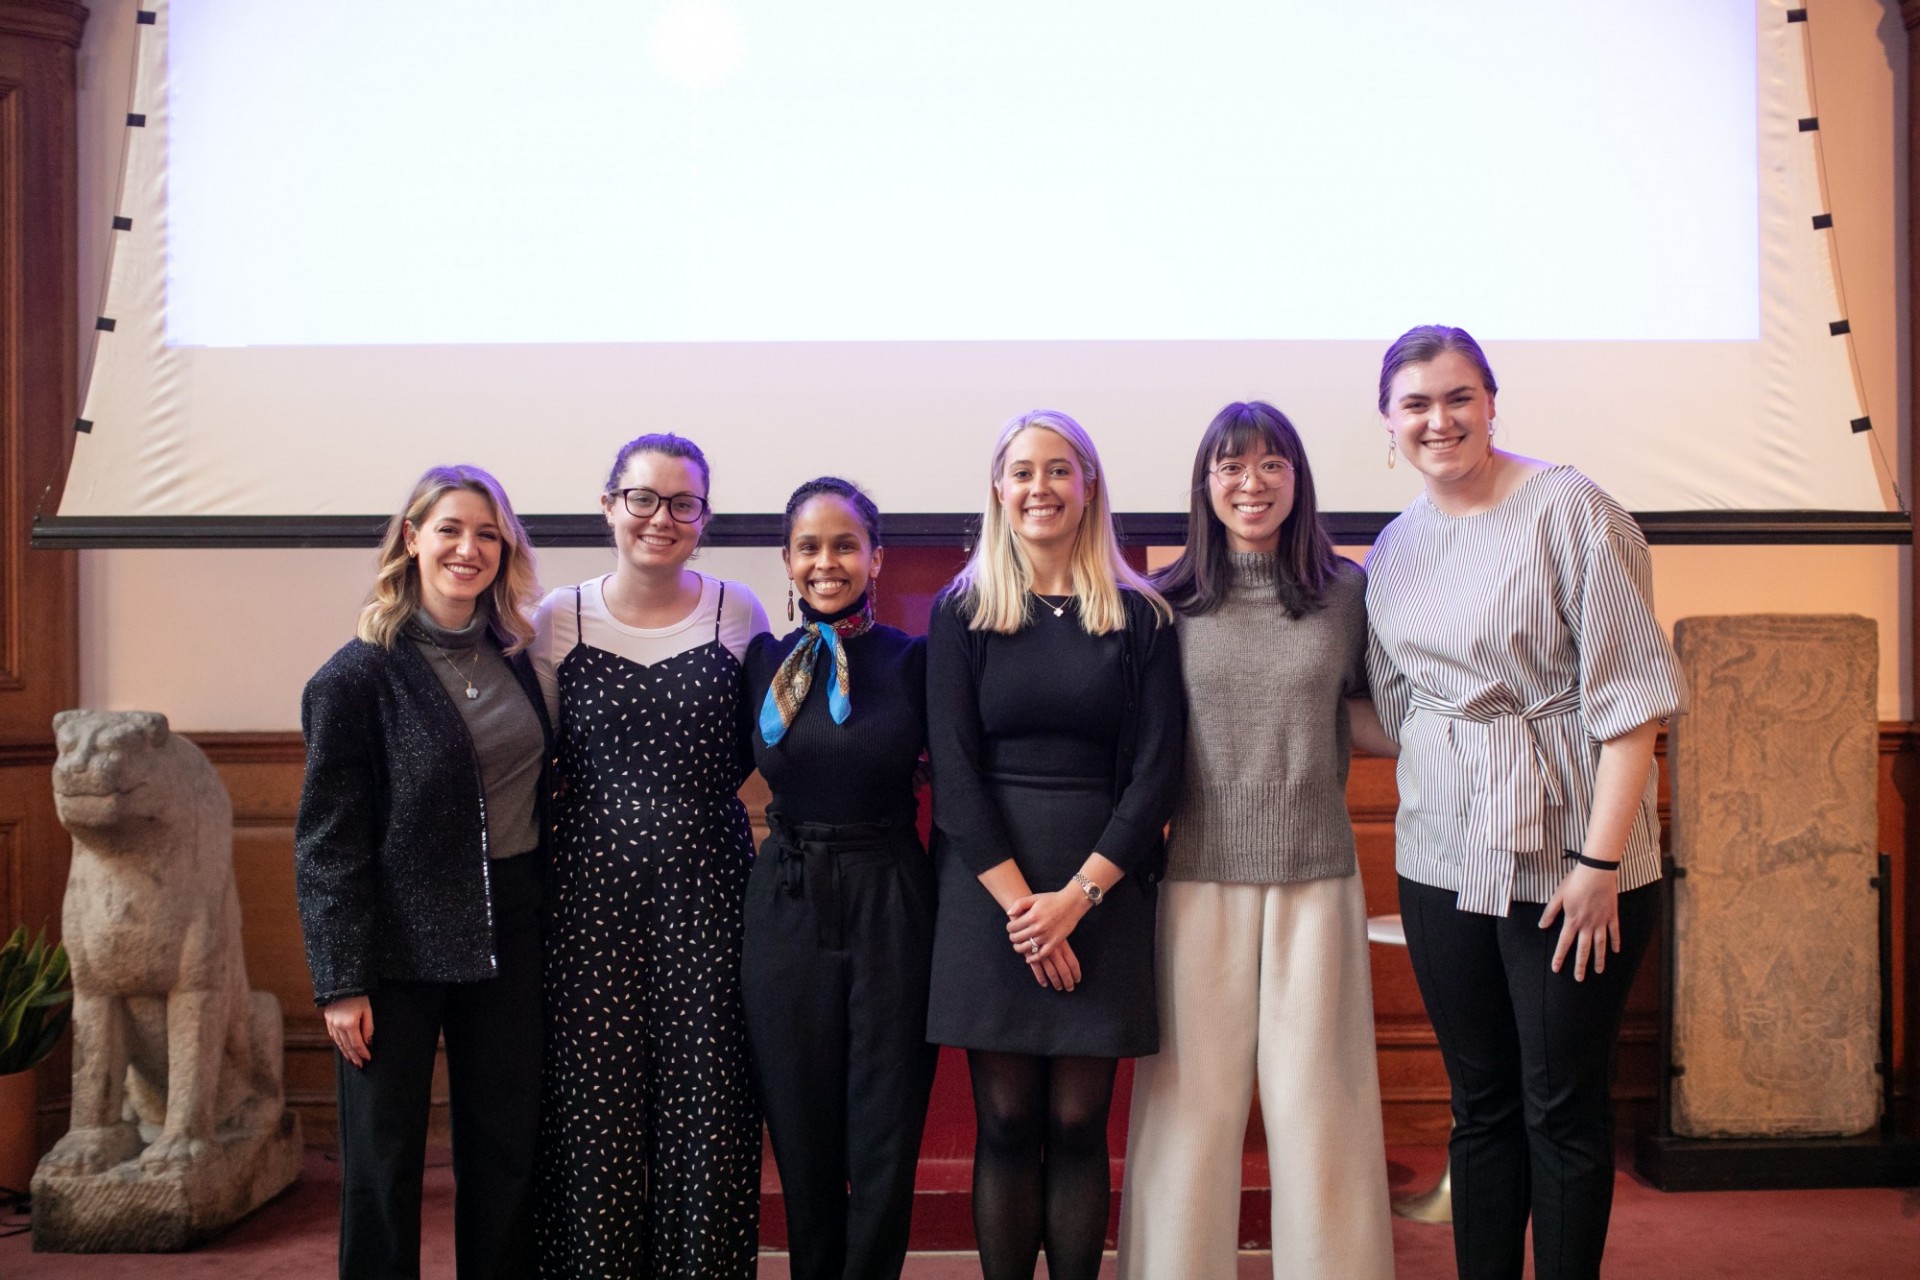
[742,811,938,1280]
[1399,875,1658,1280]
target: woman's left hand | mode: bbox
[1539,863,1621,981]
[1006,888,1090,961]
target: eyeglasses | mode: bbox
[615,487,709,523]
[1209,459,1294,485]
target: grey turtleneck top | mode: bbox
[1163,550,1369,884]
[407,608,544,860]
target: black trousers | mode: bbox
[337,850,544,1280]
[1399,875,1658,1280]
[742,814,939,1280]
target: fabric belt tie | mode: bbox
[766,809,914,949]
[1408,683,1581,916]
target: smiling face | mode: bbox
[604,449,709,575]
[1207,451,1296,554]
[1382,349,1499,488]
[404,488,503,628]
[783,494,882,615]
[994,426,1092,554]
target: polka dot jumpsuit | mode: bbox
[537,584,761,1278]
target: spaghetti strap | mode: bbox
[573,584,583,631]
[714,579,727,643]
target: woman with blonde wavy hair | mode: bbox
[296,464,552,1279]
[926,410,1186,1280]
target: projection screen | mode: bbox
[43,0,1902,547]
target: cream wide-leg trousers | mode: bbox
[1117,875,1395,1280]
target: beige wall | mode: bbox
[77,545,796,730]
[73,1,1912,728]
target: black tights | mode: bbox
[967,1050,1118,1280]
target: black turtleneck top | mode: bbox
[741,597,927,827]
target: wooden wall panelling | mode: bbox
[195,727,1918,1150]
[0,0,85,1157]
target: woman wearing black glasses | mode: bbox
[531,433,770,1279]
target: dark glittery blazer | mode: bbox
[294,633,552,1006]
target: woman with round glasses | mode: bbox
[532,433,770,1278]
[1366,326,1683,1280]
[1117,403,1394,1280]
[927,410,1184,1280]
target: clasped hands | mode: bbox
[1007,887,1091,992]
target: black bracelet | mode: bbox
[1574,854,1620,872]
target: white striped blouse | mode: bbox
[1364,465,1684,916]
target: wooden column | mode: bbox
[0,0,85,1148]
[1900,0,1920,1127]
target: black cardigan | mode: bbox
[294,633,552,1006]
[926,587,1186,881]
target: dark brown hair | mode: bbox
[1152,401,1340,619]
[604,432,711,495]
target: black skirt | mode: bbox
[926,772,1158,1058]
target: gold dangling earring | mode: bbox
[1386,439,1397,470]
[787,582,795,622]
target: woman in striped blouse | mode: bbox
[1364,325,1684,1280]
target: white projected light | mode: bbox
[62,0,1886,525]
[650,0,749,92]
[161,0,1757,346]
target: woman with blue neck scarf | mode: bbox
[740,476,938,1280]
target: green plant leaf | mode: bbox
[0,928,70,1072]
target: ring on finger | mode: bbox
[1028,939,1040,955]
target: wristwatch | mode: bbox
[1072,872,1104,907]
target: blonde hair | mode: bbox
[358,465,541,654]
[951,410,1171,635]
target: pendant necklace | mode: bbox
[1030,587,1073,619]
[428,640,483,699]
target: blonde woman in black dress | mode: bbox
[926,410,1185,1280]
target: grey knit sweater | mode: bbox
[406,608,545,861]
[1163,551,1368,884]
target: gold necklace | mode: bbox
[427,639,483,700]
[1029,587,1074,619]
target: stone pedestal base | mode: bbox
[1635,1129,1920,1191]
[30,1110,302,1252]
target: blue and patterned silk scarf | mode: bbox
[757,595,875,746]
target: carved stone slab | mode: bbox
[1669,615,1880,1139]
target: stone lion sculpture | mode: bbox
[34,710,300,1252]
